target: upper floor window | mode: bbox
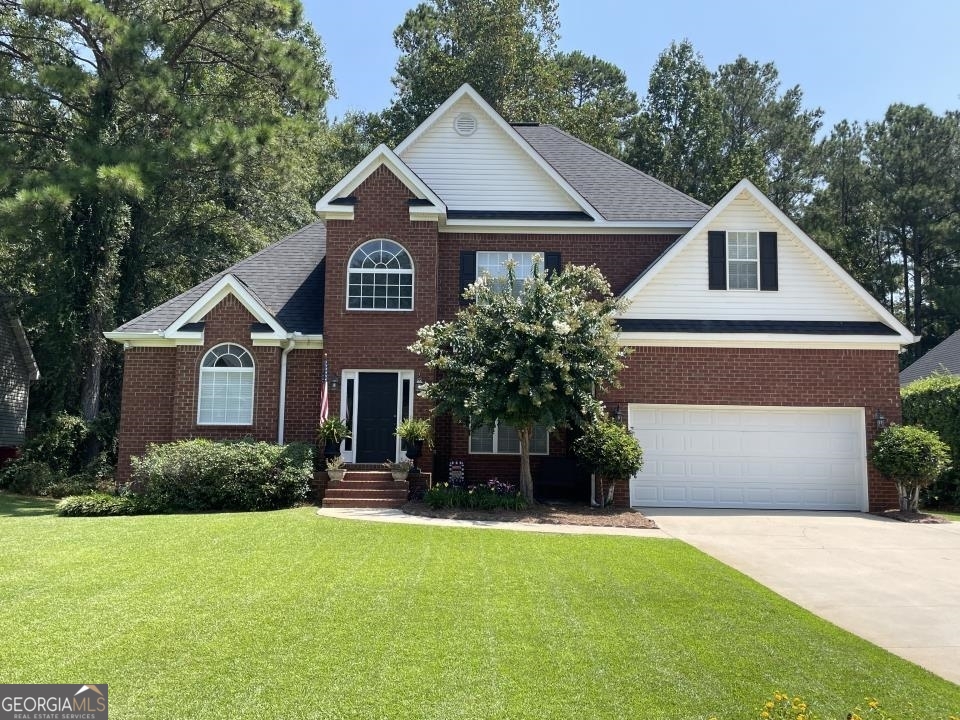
[347,239,413,310]
[476,251,541,294]
[727,231,759,290]
[198,343,254,425]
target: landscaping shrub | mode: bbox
[0,461,55,495]
[424,478,527,511]
[130,439,313,512]
[572,418,643,507]
[870,424,951,512]
[56,493,138,517]
[902,373,960,507]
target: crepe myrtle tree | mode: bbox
[410,256,628,502]
[870,424,951,512]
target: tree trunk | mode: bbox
[518,426,534,503]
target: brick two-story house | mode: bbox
[106,85,915,511]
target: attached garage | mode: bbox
[628,404,867,511]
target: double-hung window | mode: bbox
[476,251,541,295]
[726,231,759,290]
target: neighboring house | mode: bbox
[106,84,916,512]
[899,330,960,386]
[0,298,40,461]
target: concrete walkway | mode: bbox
[316,506,668,537]
[643,509,960,686]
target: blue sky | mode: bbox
[304,0,960,131]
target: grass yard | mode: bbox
[1,493,957,719]
[931,509,960,522]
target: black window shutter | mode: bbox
[707,231,726,290]
[759,232,778,291]
[459,251,477,305]
[544,252,562,277]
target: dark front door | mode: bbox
[356,372,398,463]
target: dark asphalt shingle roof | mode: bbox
[900,329,960,385]
[513,124,710,223]
[116,223,326,335]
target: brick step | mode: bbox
[321,497,407,509]
[324,488,409,500]
[329,480,408,491]
[343,471,395,482]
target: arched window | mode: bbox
[197,343,254,425]
[347,239,414,310]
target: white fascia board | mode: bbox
[103,331,202,348]
[617,332,905,349]
[252,333,324,349]
[438,219,696,234]
[394,83,602,222]
[167,274,286,337]
[618,178,917,344]
[314,144,445,217]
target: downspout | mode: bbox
[277,335,296,445]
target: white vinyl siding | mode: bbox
[622,191,877,322]
[399,95,582,212]
[470,422,549,455]
[198,344,254,425]
[628,404,867,511]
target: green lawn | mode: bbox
[931,509,960,522]
[1,493,957,719]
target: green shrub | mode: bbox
[130,439,313,513]
[572,418,643,507]
[0,461,55,495]
[870,424,951,512]
[902,373,960,507]
[423,479,527,511]
[56,493,138,517]
[42,474,109,499]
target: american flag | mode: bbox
[319,354,329,422]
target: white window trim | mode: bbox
[726,230,760,291]
[345,239,415,312]
[469,421,550,455]
[338,369,416,463]
[197,343,255,426]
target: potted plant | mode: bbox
[572,418,644,508]
[395,418,432,460]
[316,417,351,463]
[383,458,414,482]
[325,455,346,483]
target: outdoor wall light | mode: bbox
[873,408,887,431]
[415,374,427,391]
[330,376,339,391]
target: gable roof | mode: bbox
[512,124,709,224]
[1,297,39,382]
[314,144,445,219]
[900,329,960,385]
[618,179,917,345]
[394,84,601,222]
[112,222,326,336]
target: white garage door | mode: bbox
[628,405,867,511]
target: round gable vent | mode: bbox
[453,112,478,136]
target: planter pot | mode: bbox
[391,470,410,482]
[323,439,341,462]
[327,468,346,483]
[404,440,424,459]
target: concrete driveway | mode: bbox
[643,509,960,686]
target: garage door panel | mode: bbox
[629,405,866,511]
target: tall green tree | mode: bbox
[628,40,728,203]
[384,0,562,142]
[803,121,899,310]
[714,56,822,215]
[865,104,960,352]
[554,50,638,156]
[0,0,333,424]
[410,259,626,502]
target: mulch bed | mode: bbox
[401,501,658,529]
[873,509,951,524]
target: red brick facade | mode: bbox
[115,162,904,511]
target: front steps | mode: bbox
[321,471,409,509]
